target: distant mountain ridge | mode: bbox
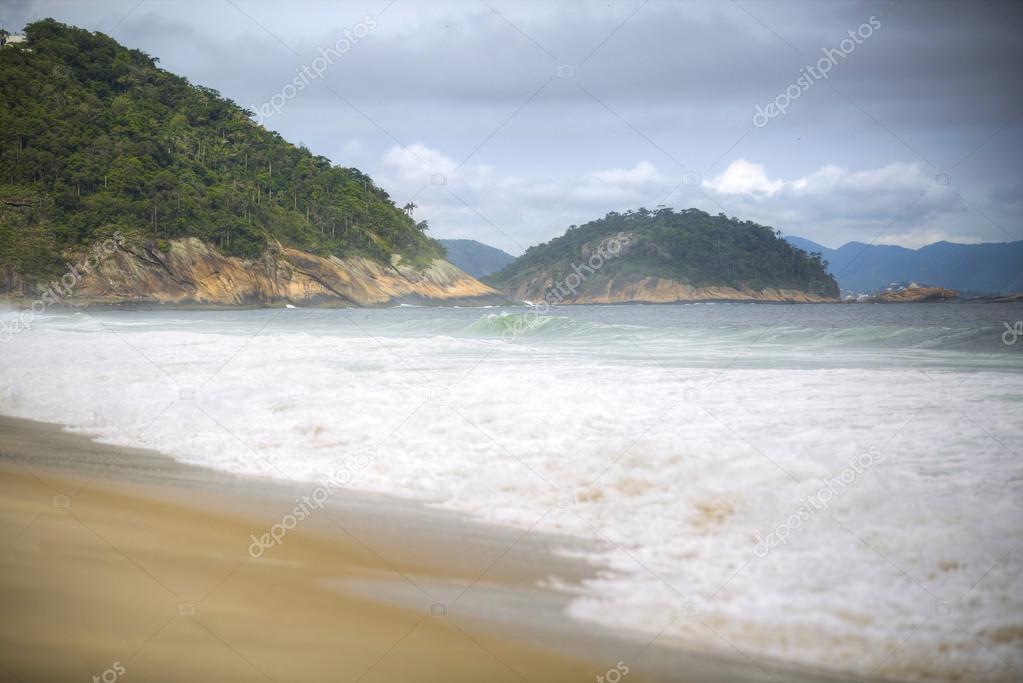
[438,239,515,278]
[785,237,1023,295]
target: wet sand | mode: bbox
[0,415,879,682]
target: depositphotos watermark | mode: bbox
[753,16,881,128]
[91,661,125,683]
[596,660,630,683]
[753,447,885,558]
[248,447,379,558]
[1002,321,1022,346]
[252,16,378,124]
[502,231,631,341]
[0,232,125,344]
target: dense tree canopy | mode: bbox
[0,19,442,284]
[488,207,839,297]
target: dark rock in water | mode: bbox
[870,285,959,303]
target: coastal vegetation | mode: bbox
[0,19,442,287]
[488,207,840,299]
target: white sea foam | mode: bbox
[1,305,1021,681]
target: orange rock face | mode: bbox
[63,238,504,307]
[502,273,835,304]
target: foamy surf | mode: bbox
[1,303,1021,682]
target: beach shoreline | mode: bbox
[0,414,892,683]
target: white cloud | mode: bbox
[589,161,666,187]
[791,164,846,192]
[699,160,973,246]
[381,143,458,183]
[707,159,935,199]
[371,143,1011,253]
[704,160,784,197]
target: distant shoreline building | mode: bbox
[0,33,28,48]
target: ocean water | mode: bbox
[2,302,1022,681]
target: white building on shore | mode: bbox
[0,33,27,47]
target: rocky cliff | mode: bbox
[5,238,505,308]
[502,272,833,304]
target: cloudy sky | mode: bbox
[6,0,1023,253]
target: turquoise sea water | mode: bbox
[2,301,1021,681]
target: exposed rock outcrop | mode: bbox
[871,286,959,303]
[7,238,505,308]
[502,273,834,304]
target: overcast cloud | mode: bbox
[5,0,1022,252]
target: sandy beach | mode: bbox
[0,414,887,683]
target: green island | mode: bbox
[487,208,840,303]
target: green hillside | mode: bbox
[488,207,839,297]
[0,19,441,286]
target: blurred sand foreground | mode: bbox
[0,416,874,683]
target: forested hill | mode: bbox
[0,19,442,285]
[488,208,840,303]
